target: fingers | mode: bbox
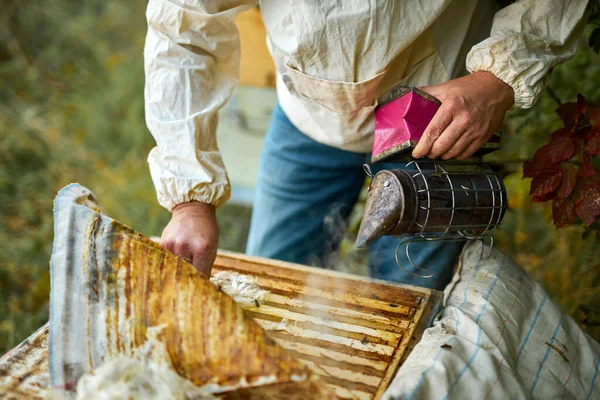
[412,106,453,158]
[440,131,475,160]
[159,202,219,276]
[427,120,466,159]
[192,246,217,276]
[412,74,512,161]
[160,236,215,276]
[159,237,176,254]
[418,85,443,99]
[456,139,484,160]
[160,236,192,261]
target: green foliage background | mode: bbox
[1,0,599,354]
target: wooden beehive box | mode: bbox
[0,250,440,400]
[212,252,440,399]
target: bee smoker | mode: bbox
[356,87,507,278]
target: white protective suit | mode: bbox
[143,0,589,211]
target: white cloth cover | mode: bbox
[383,241,600,400]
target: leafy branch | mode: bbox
[523,95,600,229]
[520,2,600,231]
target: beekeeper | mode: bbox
[144,1,588,289]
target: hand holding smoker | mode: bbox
[356,87,507,278]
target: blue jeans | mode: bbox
[246,104,462,290]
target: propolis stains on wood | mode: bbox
[1,184,439,399]
[48,184,333,399]
[0,324,50,399]
[212,252,440,400]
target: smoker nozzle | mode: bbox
[355,170,413,248]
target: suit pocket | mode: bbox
[283,63,388,114]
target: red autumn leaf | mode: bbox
[530,168,563,197]
[587,134,600,155]
[523,160,536,178]
[575,178,600,226]
[584,151,591,163]
[533,191,557,202]
[531,144,557,172]
[556,102,581,130]
[578,161,596,178]
[552,199,577,228]
[551,127,569,139]
[591,105,600,127]
[547,128,575,163]
[574,137,584,155]
[557,165,577,199]
[582,126,595,141]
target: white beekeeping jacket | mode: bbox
[144,0,588,211]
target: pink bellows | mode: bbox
[371,87,501,163]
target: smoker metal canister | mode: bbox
[355,165,507,248]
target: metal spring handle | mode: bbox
[395,235,494,279]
